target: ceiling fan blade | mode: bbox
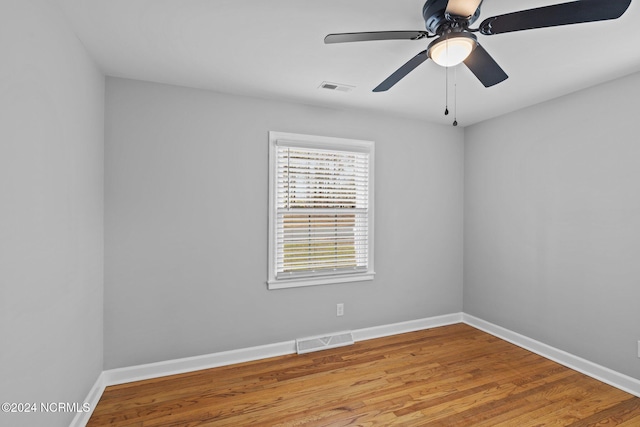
[463,44,508,87]
[324,31,428,44]
[373,50,429,92]
[479,0,631,35]
[445,0,483,18]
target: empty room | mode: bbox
[2,0,640,426]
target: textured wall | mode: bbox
[104,77,464,369]
[464,72,640,380]
[0,1,104,426]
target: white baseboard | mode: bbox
[77,311,639,426]
[353,312,463,342]
[102,312,464,388]
[104,340,298,386]
[463,314,640,398]
[69,372,107,427]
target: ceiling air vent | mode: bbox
[319,81,355,93]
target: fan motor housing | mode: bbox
[423,0,481,34]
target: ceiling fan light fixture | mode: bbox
[428,33,477,67]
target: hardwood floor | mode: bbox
[88,324,640,426]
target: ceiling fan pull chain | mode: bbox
[444,65,449,116]
[453,65,458,127]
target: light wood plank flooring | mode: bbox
[88,324,640,426]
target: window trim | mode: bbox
[267,131,375,290]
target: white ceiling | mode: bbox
[56,0,640,126]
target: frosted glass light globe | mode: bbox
[429,35,476,67]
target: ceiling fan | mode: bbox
[325,0,632,91]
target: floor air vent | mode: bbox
[296,331,354,354]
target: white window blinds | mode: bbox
[268,132,374,289]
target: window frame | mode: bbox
[267,131,375,290]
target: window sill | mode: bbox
[267,272,375,290]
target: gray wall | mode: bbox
[0,1,104,426]
[464,71,640,380]
[104,77,464,369]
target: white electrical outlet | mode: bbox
[337,303,344,317]
[637,341,640,358]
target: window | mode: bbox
[268,131,374,289]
